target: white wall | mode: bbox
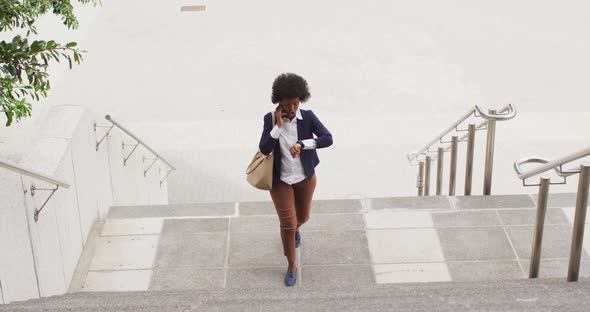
[0,105,169,304]
[0,172,39,303]
[32,0,584,203]
[3,0,590,203]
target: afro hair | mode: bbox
[271,73,311,104]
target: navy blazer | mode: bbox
[258,109,333,187]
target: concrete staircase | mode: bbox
[4,193,590,311]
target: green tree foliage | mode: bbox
[0,0,98,126]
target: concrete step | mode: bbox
[71,193,590,295]
[107,202,237,219]
[107,193,584,220]
[5,279,590,311]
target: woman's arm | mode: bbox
[309,110,333,149]
[259,112,280,155]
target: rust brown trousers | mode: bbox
[269,175,317,265]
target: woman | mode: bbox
[258,73,333,287]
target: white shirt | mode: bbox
[269,109,317,185]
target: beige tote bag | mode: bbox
[246,112,276,190]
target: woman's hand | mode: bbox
[290,143,302,158]
[275,106,284,128]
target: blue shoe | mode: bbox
[285,270,297,287]
[295,230,301,248]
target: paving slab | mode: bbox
[230,215,279,232]
[437,227,516,261]
[301,231,371,265]
[161,218,229,233]
[108,203,235,219]
[367,228,444,263]
[519,259,590,278]
[303,214,365,231]
[82,270,152,292]
[498,208,570,226]
[447,261,524,281]
[90,235,159,271]
[149,268,224,290]
[432,210,501,227]
[451,195,535,210]
[228,231,286,267]
[239,200,364,216]
[101,219,163,236]
[365,211,434,229]
[226,267,301,289]
[373,263,451,283]
[507,225,588,259]
[155,232,228,268]
[310,199,363,214]
[239,201,276,216]
[371,196,450,210]
[301,265,374,288]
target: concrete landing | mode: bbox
[73,193,590,292]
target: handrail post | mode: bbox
[449,136,458,196]
[464,124,476,195]
[567,163,590,282]
[417,161,424,196]
[483,109,497,195]
[436,147,444,195]
[529,177,550,278]
[424,156,431,196]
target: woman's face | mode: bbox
[279,98,300,119]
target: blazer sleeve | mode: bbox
[259,112,279,155]
[309,110,333,149]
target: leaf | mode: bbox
[5,111,13,127]
[31,40,41,52]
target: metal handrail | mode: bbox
[407,109,474,163]
[408,104,517,196]
[475,104,517,121]
[438,121,486,155]
[1,159,70,222]
[0,159,70,188]
[515,147,590,180]
[104,115,176,171]
[513,149,590,282]
[407,104,515,163]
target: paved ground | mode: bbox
[69,193,590,292]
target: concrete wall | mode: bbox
[33,0,583,203]
[2,0,589,203]
[0,105,169,304]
